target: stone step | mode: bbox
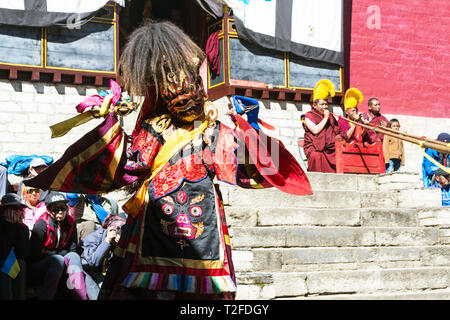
[221,186,362,209]
[229,226,439,248]
[305,172,378,192]
[220,184,442,209]
[219,173,378,194]
[225,207,420,228]
[285,288,450,300]
[359,189,442,208]
[235,267,450,299]
[232,245,450,273]
[395,188,442,208]
[417,207,450,227]
[221,172,422,193]
[359,208,419,227]
[377,172,422,191]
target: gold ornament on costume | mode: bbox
[151,114,172,133]
[191,222,204,239]
[190,194,205,205]
[204,101,218,123]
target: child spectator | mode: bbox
[0,193,30,299]
[382,118,405,173]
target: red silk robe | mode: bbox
[362,112,389,143]
[302,109,341,173]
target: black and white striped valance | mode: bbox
[224,0,344,66]
[0,0,110,27]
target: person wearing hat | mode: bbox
[28,158,48,177]
[301,79,342,173]
[433,168,450,206]
[80,213,127,298]
[28,191,89,300]
[17,157,49,203]
[338,88,374,145]
[422,132,450,188]
[0,193,30,299]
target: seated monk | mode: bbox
[338,88,374,146]
[302,79,342,173]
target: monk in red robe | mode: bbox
[302,80,341,173]
[362,97,389,143]
[338,88,373,146]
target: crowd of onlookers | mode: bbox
[0,158,127,300]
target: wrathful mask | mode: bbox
[160,70,207,123]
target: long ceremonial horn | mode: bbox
[334,113,450,154]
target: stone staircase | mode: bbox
[219,171,450,300]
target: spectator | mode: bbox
[0,165,8,197]
[382,118,405,173]
[28,191,89,300]
[80,213,126,297]
[17,158,49,202]
[66,193,119,242]
[433,168,450,206]
[422,132,450,187]
[362,97,389,143]
[302,79,341,173]
[0,193,30,300]
[22,187,47,234]
[338,88,373,145]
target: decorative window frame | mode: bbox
[0,2,118,86]
[206,7,351,105]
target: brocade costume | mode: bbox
[100,116,240,299]
[97,106,312,299]
[25,21,312,300]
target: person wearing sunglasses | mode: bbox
[28,192,90,300]
[17,158,50,203]
[22,187,46,233]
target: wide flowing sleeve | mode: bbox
[24,113,141,194]
[231,114,312,196]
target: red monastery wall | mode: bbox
[349,0,450,118]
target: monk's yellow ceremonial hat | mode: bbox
[344,88,363,110]
[313,79,335,101]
